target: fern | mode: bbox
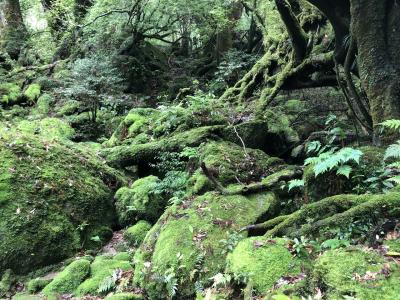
[380,119,400,132]
[288,179,305,191]
[306,148,363,178]
[384,141,400,160]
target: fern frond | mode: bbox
[336,165,352,178]
[288,179,305,191]
[385,141,400,160]
[380,119,400,132]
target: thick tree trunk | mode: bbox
[0,0,27,59]
[350,0,400,142]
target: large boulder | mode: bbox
[133,191,278,299]
[0,121,126,274]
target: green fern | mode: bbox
[288,179,305,191]
[384,141,400,160]
[380,119,400,132]
[305,148,363,178]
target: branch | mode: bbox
[1,59,69,79]
[200,162,229,195]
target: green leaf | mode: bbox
[336,165,352,178]
[288,179,305,191]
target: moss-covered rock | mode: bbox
[27,277,52,294]
[23,84,41,104]
[314,248,400,299]
[187,141,285,195]
[0,122,126,274]
[124,221,152,246]
[42,259,91,296]
[0,269,14,298]
[115,176,166,226]
[226,237,305,294]
[15,118,75,140]
[75,254,133,296]
[133,191,278,299]
[55,100,82,117]
[104,292,144,300]
[0,82,21,105]
[31,94,54,116]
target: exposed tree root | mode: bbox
[245,193,400,238]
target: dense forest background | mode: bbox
[0,0,400,299]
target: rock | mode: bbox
[115,176,166,226]
[133,191,278,299]
[42,259,91,296]
[314,248,400,299]
[226,237,305,294]
[0,122,126,274]
[124,221,152,247]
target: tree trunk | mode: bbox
[0,0,27,59]
[350,0,400,143]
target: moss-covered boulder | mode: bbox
[226,237,305,294]
[187,141,285,195]
[124,221,152,247]
[0,122,126,274]
[133,190,278,298]
[314,248,400,299]
[31,94,54,116]
[115,176,166,226]
[105,292,144,300]
[23,84,41,104]
[42,259,91,296]
[27,277,52,294]
[76,254,133,296]
[0,82,21,106]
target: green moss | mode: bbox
[42,259,91,296]
[314,248,400,299]
[23,84,41,103]
[0,83,21,105]
[11,293,42,300]
[383,239,400,252]
[0,122,126,274]
[115,176,165,226]
[31,94,54,116]
[0,269,14,297]
[55,100,81,117]
[226,238,304,293]
[186,141,285,195]
[105,292,144,300]
[76,255,133,296]
[133,191,277,298]
[16,118,75,140]
[27,277,52,293]
[124,221,152,247]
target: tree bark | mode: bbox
[350,0,400,143]
[0,0,27,59]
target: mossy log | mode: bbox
[250,193,400,238]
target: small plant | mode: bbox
[98,269,122,294]
[220,231,244,254]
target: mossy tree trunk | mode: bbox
[0,0,27,59]
[350,0,400,142]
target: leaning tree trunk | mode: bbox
[350,0,400,143]
[0,0,27,60]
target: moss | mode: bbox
[221,119,297,156]
[104,125,224,167]
[75,255,133,296]
[11,293,43,300]
[187,141,285,195]
[0,83,21,105]
[0,122,126,274]
[31,94,54,116]
[83,226,114,249]
[55,100,81,117]
[383,239,400,252]
[16,118,75,140]
[124,221,152,247]
[104,293,144,300]
[115,176,166,226]
[27,277,52,293]
[42,259,91,296]
[133,191,277,299]
[23,84,41,104]
[0,269,14,297]
[226,238,304,293]
[314,248,400,299]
